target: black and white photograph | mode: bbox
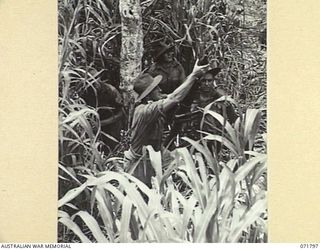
[58,0,267,243]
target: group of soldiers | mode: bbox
[123,41,237,187]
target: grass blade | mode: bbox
[58,183,87,208]
[59,163,82,185]
[180,195,197,238]
[58,217,91,243]
[204,109,238,147]
[244,109,261,150]
[176,147,206,210]
[228,197,267,242]
[120,196,133,242]
[196,153,209,201]
[235,155,267,183]
[72,211,109,243]
[193,185,218,242]
[203,134,239,156]
[95,187,116,242]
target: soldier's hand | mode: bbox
[191,58,210,79]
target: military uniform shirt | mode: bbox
[130,100,166,155]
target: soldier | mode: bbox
[124,59,209,187]
[147,42,186,94]
[147,42,187,145]
[167,67,238,151]
[196,68,237,122]
[196,69,238,155]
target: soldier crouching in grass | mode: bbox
[124,59,209,188]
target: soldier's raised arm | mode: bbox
[162,59,209,112]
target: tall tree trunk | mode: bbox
[119,0,143,128]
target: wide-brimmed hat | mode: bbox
[205,67,222,78]
[154,42,175,61]
[198,57,222,78]
[133,73,163,102]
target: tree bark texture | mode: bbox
[119,0,143,127]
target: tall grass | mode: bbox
[58,98,267,242]
[141,0,266,106]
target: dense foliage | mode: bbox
[58,0,267,243]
